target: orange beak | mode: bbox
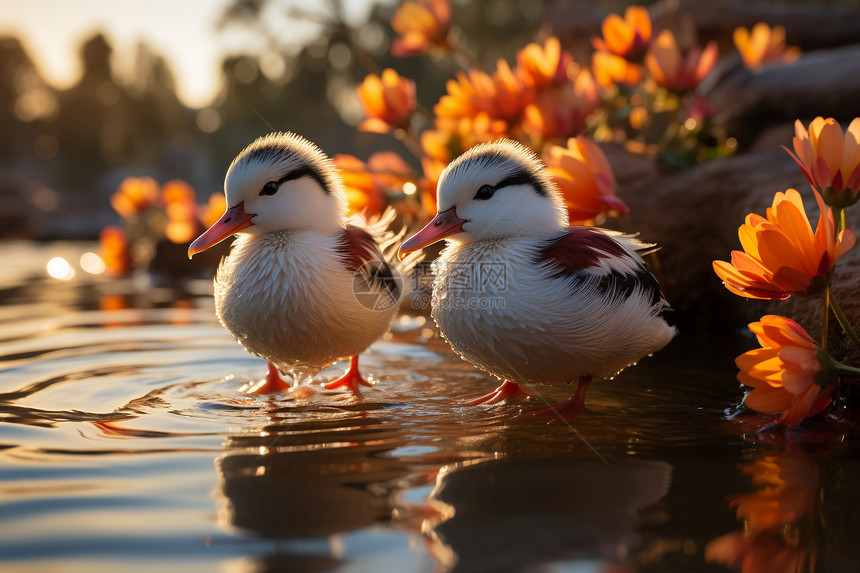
[399,207,467,260]
[188,202,255,258]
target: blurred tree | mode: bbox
[0,36,50,160]
[125,42,191,164]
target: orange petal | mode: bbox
[745,385,793,413]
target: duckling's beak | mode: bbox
[188,202,255,258]
[399,207,467,260]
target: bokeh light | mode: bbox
[79,252,106,275]
[46,257,74,280]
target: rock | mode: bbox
[651,0,860,52]
[702,45,860,149]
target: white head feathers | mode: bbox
[436,140,569,242]
[224,132,347,235]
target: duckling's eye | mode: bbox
[473,185,496,201]
[259,181,280,196]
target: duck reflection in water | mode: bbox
[213,412,412,549]
[416,456,671,571]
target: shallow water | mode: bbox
[2,241,860,572]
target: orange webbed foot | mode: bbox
[523,375,591,424]
[324,356,373,395]
[463,380,527,406]
[242,362,292,394]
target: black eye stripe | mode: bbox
[259,165,332,196]
[471,170,549,201]
[278,166,330,191]
[494,171,548,196]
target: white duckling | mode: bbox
[399,140,676,421]
[189,132,413,395]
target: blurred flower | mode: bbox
[357,69,417,133]
[335,152,411,217]
[110,176,159,219]
[336,154,382,216]
[629,105,649,130]
[786,116,860,208]
[645,30,718,93]
[391,0,451,58]
[435,61,533,127]
[592,50,643,88]
[522,70,599,141]
[161,179,199,244]
[419,156,446,214]
[736,315,832,426]
[733,23,801,71]
[712,188,856,300]
[516,36,572,89]
[99,225,133,277]
[200,193,227,229]
[161,179,195,205]
[592,5,652,62]
[545,136,628,224]
[422,115,508,164]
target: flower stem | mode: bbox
[451,42,486,73]
[829,290,860,348]
[834,206,845,234]
[832,362,860,378]
[397,127,425,161]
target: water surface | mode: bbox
[2,241,859,572]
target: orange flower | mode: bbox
[357,69,417,133]
[161,179,199,244]
[786,116,860,208]
[733,23,800,71]
[591,5,652,61]
[591,50,643,88]
[390,0,451,58]
[335,152,411,217]
[516,36,572,89]
[522,69,599,141]
[110,176,159,218]
[545,135,628,224]
[645,30,718,93]
[736,315,832,426]
[99,225,132,277]
[434,61,533,126]
[712,188,856,300]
